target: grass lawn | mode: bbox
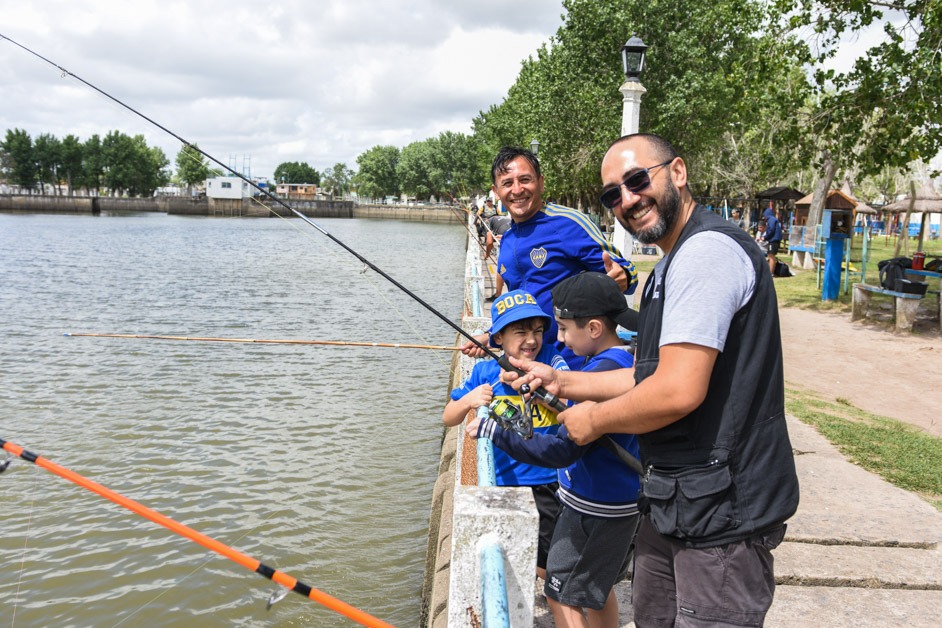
[772,232,942,310]
[786,386,942,512]
[631,231,942,311]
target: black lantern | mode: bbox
[529,138,540,156]
[621,35,647,81]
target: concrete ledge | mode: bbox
[785,416,942,548]
[449,487,538,627]
[767,586,942,627]
[775,542,942,589]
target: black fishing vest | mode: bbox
[634,206,799,547]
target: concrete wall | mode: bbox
[0,195,99,213]
[422,226,538,628]
[0,195,462,224]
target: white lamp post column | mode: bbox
[611,35,648,259]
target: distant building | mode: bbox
[276,183,318,199]
[206,176,252,200]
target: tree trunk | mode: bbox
[893,180,916,258]
[807,149,838,228]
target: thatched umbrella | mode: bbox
[881,183,942,253]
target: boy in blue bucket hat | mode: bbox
[443,289,569,578]
[466,273,640,627]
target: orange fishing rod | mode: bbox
[0,437,394,628]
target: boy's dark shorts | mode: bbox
[544,506,639,610]
[530,482,561,570]
[769,240,781,255]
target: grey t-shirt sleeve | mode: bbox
[657,231,756,352]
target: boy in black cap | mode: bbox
[467,272,640,628]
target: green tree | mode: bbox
[175,143,211,194]
[81,134,104,195]
[59,134,84,195]
[101,131,169,197]
[777,0,942,227]
[321,162,354,198]
[473,0,811,209]
[1,128,36,193]
[355,145,400,200]
[33,133,61,195]
[427,131,486,199]
[273,161,320,185]
[397,140,435,200]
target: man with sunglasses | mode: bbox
[504,133,799,627]
[461,145,638,367]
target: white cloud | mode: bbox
[0,0,564,178]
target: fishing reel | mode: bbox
[488,398,533,440]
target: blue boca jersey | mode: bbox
[450,344,568,487]
[497,204,638,357]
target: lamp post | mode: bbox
[529,138,540,156]
[612,34,648,258]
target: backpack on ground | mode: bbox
[877,257,911,290]
[774,260,793,277]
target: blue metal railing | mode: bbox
[467,214,511,626]
[480,541,511,627]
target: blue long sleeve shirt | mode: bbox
[476,346,640,517]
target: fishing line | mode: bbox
[110,506,288,628]
[0,33,641,472]
[0,437,393,627]
[65,332,463,351]
[0,33,469,352]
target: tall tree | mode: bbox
[397,140,435,200]
[473,0,811,209]
[175,143,211,195]
[780,0,942,226]
[81,134,104,196]
[427,131,486,198]
[321,162,354,198]
[100,131,169,197]
[33,133,61,195]
[355,145,400,200]
[273,161,320,185]
[1,129,36,193]
[59,134,83,195]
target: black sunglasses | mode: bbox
[599,159,673,210]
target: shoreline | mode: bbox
[0,193,465,223]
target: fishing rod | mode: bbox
[0,438,393,627]
[2,35,641,472]
[65,332,462,351]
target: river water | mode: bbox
[0,212,466,627]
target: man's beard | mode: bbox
[624,179,681,245]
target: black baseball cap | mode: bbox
[551,272,639,331]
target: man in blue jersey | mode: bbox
[462,146,638,367]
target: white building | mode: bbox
[206,176,252,200]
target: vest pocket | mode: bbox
[642,461,741,540]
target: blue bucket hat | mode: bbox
[488,289,550,348]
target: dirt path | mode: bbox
[779,307,942,437]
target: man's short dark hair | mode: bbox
[607,133,679,164]
[492,146,541,184]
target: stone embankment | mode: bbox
[0,194,464,223]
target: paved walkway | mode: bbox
[534,414,942,627]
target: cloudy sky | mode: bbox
[4,2,937,183]
[0,0,565,180]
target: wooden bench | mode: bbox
[851,283,924,332]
